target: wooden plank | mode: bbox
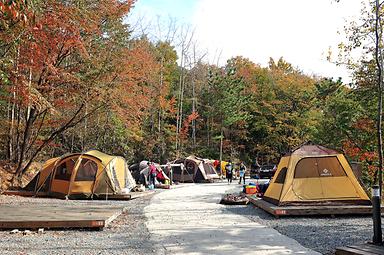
[0,204,125,230]
[130,191,155,199]
[247,195,277,215]
[96,194,132,200]
[0,220,105,229]
[247,195,379,217]
[3,190,132,200]
[347,244,384,255]
[336,244,384,255]
[335,246,377,255]
[2,190,49,197]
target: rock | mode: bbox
[23,230,32,235]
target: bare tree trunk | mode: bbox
[191,60,196,149]
[175,50,184,157]
[192,78,196,148]
[159,57,164,133]
[27,65,32,120]
[14,104,21,163]
[15,107,37,176]
[82,91,89,151]
[175,26,196,157]
[71,133,74,153]
[8,47,20,161]
[375,0,384,194]
[15,103,104,179]
[7,84,16,160]
[95,114,101,148]
[178,67,186,154]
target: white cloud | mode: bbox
[192,0,363,82]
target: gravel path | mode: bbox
[226,205,375,255]
[222,183,377,255]
[0,194,156,255]
[145,182,319,255]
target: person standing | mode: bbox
[166,161,172,185]
[225,160,233,184]
[149,162,158,188]
[239,161,246,185]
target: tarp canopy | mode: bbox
[263,144,370,206]
[24,150,136,199]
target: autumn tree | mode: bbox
[335,0,384,189]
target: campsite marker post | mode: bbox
[372,185,382,244]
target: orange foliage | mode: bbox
[110,39,160,138]
[180,111,200,140]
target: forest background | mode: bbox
[0,0,381,185]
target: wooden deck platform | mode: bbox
[2,190,157,200]
[0,204,125,230]
[247,195,378,217]
[336,243,384,255]
[130,190,155,199]
[2,190,49,197]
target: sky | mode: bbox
[129,0,364,83]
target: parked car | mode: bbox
[250,164,276,179]
[259,165,277,179]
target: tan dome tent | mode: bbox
[173,156,220,183]
[263,144,370,206]
[24,150,136,199]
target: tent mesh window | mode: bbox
[75,159,98,181]
[186,161,195,173]
[203,163,215,175]
[294,156,347,178]
[55,158,76,181]
[172,166,182,175]
[274,167,287,183]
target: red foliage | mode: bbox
[352,118,375,133]
[180,111,200,139]
[343,140,361,159]
[0,0,31,24]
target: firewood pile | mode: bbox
[220,193,249,205]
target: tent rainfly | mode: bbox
[263,144,370,206]
[138,161,170,186]
[24,150,136,199]
[173,156,220,183]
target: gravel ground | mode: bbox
[0,185,378,255]
[0,194,156,255]
[225,202,376,255]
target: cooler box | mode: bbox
[245,185,258,194]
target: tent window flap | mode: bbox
[294,156,347,178]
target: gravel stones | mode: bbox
[225,203,375,255]
[0,194,156,255]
